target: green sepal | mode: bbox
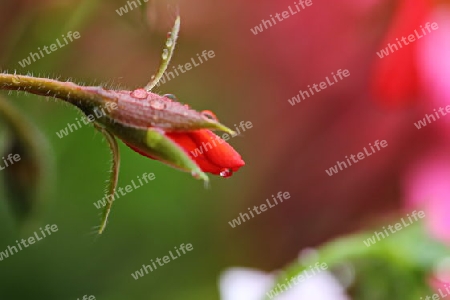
[102,118,209,183]
[145,128,208,182]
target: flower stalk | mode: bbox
[0,15,244,234]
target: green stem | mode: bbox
[94,124,120,235]
[0,73,109,110]
[144,15,180,91]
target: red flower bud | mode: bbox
[129,129,245,177]
[112,89,245,178]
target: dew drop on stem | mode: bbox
[162,49,169,60]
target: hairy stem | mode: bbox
[0,73,107,109]
[94,123,120,235]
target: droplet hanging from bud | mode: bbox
[219,169,233,178]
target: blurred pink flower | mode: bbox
[403,149,450,242]
[403,5,450,243]
[417,6,450,131]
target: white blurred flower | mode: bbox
[219,267,350,300]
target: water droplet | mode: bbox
[220,169,233,178]
[201,110,218,121]
[163,94,177,101]
[162,49,169,60]
[131,88,147,99]
[166,38,173,48]
[150,99,165,110]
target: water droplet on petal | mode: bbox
[162,49,169,60]
[201,110,218,121]
[131,88,148,99]
[150,99,165,110]
[220,169,233,178]
[163,94,177,101]
[166,38,173,48]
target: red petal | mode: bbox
[123,130,245,176]
[167,130,245,175]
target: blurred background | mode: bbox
[1,0,450,299]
